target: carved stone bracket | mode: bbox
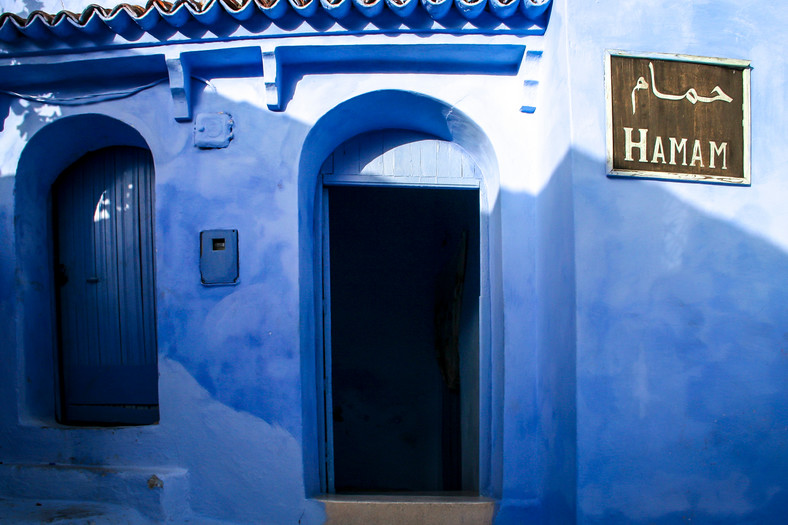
[262,51,282,112]
[520,49,543,113]
[15,44,528,120]
[166,52,193,122]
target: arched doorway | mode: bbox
[320,130,481,493]
[14,114,156,424]
[52,146,158,425]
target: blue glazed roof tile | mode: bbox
[0,0,551,43]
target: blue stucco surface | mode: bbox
[574,173,788,523]
[564,2,788,523]
[0,0,786,523]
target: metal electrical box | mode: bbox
[200,229,239,286]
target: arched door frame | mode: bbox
[309,128,499,496]
[14,113,154,425]
[298,90,504,498]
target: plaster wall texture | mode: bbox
[1,80,324,523]
[0,0,785,524]
[564,1,788,523]
[496,4,577,524]
[0,31,552,523]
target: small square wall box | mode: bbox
[200,229,239,286]
[194,113,234,149]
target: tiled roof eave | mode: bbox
[0,0,551,44]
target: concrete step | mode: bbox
[318,494,497,525]
[0,463,189,522]
[0,498,150,524]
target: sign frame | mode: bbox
[605,50,751,185]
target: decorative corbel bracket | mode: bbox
[262,51,281,112]
[166,52,193,122]
[520,49,543,114]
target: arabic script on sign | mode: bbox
[630,62,733,114]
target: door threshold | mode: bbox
[316,493,496,525]
[318,491,490,500]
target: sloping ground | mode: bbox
[0,498,244,524]
[0,498,151,524]
[0,463,189,522]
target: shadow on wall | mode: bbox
[150,85,311,439]
[7,85,321,524]
[0,95,57,139]
[1,81,786,524]
[0,175,14,424]
[570,151,788,524]
[493,150,577,525]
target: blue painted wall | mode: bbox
[0,0,786,523]
[565,1,788,523]
[4,100,325,522]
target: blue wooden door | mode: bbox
[53,146,158,425]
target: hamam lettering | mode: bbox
[622,128,728,170]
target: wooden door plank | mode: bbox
[54,146,158,425]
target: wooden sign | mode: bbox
[606,51,750,184]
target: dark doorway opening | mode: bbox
[327,185,480,493]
